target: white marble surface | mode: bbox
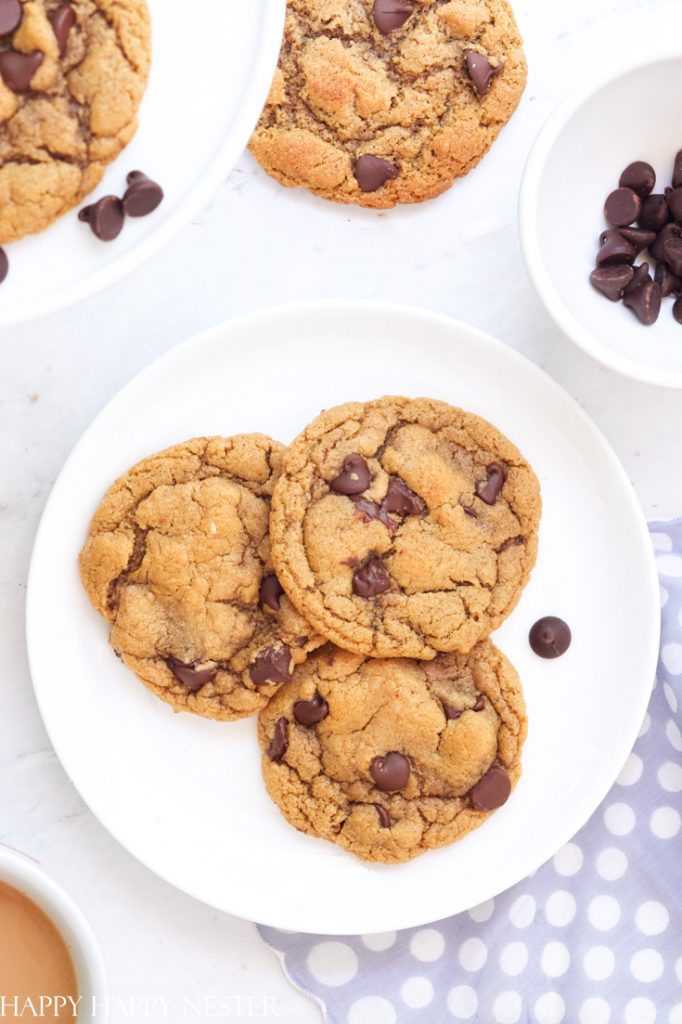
[2,1,681,1021]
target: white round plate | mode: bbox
[0,0,284,325]
[27,302,659,935]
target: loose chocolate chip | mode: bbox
[529,616,572,659]
[78,195,124,241]
[662,236,682,277]
[649,222,681,263]
[167,657,217,692]
[618,227,657,252]
[382,477,424,517]
[655,261,681,298]
[293,692,329,726]
[354,154,399,193]
[259,573,284,612]
[123,170,164,218]
[249,645,292,686]
[49,4,75,56]
[374,804,391,828]
[0,0,21,35]
[666,186,682,224]
[267,718,289,762]
[674,150,682,190]
[370,751,410,792]
[330,453,371,495]
[372,0,414,34]
[674,296,682,324]
[596,229,636,267]
[463,48,503,97]
[0,247,8,285]
[589,265,634,301]
[0,50,43,92]
[352,556,392,598]
[623,280,662,325]
[622,261,651,297]
[476,462,507,505]
[604,187,641,227]
[639,193,670,232]
[471,765,512,811]
[473,694,485,712]
[619,161,656,198]
[443,703,462,720]
[353,496,393,530]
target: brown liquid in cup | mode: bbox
[0,881,79,1021]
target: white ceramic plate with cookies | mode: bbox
[0,0,285,326]
[26,301,659,934]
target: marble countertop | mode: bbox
[2,1,681,1021]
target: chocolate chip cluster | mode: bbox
[590,152,682,325]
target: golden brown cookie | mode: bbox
[0,0,151,243]
[259,641,526,863]
[270,396,541,659]
[79,436,320,722]
[249,0,526,208]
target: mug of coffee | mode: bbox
[0,845,106,1022]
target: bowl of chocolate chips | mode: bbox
[520,55,682,388]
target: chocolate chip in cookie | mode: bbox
[293,692,329,726]
[354,155,399,193]
[259,573,284,612]
[250,645,293,686]
[330,454,371,495]
[476,462,507,505]
[352,556,392,598]
[167,658,217,692]
[370,752,411,792]
[0,0,22,36]
[0,50,43,92]
[372,0,414,34]
[49,4,76,57]
[267,718,289,762]
[470,765,512,811]
[464,49,503,97]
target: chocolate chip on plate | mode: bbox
[470,765,512,811]
[655,261,681,297]
[596,229,636,267]
[619,160,656,198]
[330,454,371,495]
[293,692,329,727]
[604,187,641,227]
[0,0,22,35]
[649,222,681,263]
[267,718,289,762]
[0,247,8,285]
[666,186,682,224]
[374,803,391,828]
[122,171,164,218]
[662,236,682,277]
[589,265,634,301]
[674,295,682,324]
[618,226,656,252]
[167,657,217,692]
[674,150,682,190]
[370,751,410,792]
[623,280,662,325]
[354,155,398,193]
[639,193,670,232]
[249,645,292,685]
[622,261,651,297]
[49,3,76,57]
[352,556,392,598]
[463,49,503,97]
[79,195,125,241]
[475,462,507,505]
[0,50,43,92]
[529,616,572,659]
[259,573,284,612]
[382,477,424,517]
[372,0,414,34]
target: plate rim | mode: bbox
[0,0,286,327]
[25,299,661,933]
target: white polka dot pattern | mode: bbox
[260,521,682,1024]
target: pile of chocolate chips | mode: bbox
[79,171,164,242]
[590,152,682,325]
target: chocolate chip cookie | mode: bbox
[249,0,526,208]
[79,436,320,721]
[270,396,541,659]
[259,640,526,863]
[0,0,151,243]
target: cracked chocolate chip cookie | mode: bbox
[259,640,526,863]
[79,436,320,722]
[270,396,541,659]
[0,0,151,243]
[249,0,526,208]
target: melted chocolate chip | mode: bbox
[0,0,22,35]
[443,703,462,720]
[619,161,656,198]
[267,718,289,762]
[79,195,124,241]
[372,0,414,34]
[590,265,634,301]
[167,658,217,692]
[370,752,410,792]
[463,49,503,97]
[249,645,292,685]
[123,171,164,217]
[462,505,478,519]
[0,50,43,92]
[529,616,572,659]
[352,557,392,598]
[330,454,371,495]
[259,573,284,612]
[382,477,424,517]
[49,4,75,56]
[475,463,507,505]
[470,765,512,811]
[353,497,392,530]
[354,155,398,193]
[293,692,329,727]
[473,694,485,711]
[374,803,391,828]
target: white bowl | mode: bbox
[520,54,682,388]
[0,846,106,1021]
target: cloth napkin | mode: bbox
[259,521,682,1024]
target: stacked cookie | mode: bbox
[79,396,541,863]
